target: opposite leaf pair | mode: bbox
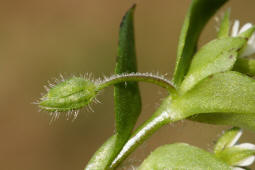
[37,0,255,169]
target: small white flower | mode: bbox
[215,127,255,169]
[231,20,255,57]
[234,143,255,167]
[228,135,255,168]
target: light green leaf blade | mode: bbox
[85,5,141,170]
[190,112,255,132]
[217,9,231,38]
[180,37,245,94]
[171,71,255,131]
[173,0,228,87]
[139,143,231,170]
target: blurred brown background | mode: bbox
[1,0,255,169]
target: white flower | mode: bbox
[233,143,255,167]
[215,127,255,170]
[231,20,255,57]
[228,132,255,169]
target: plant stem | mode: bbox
[109,96,185,169]
[97,73,177,94]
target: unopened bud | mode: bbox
[39,77,98,112]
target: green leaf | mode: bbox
[217,9,231,38]
[114,3,141,150]
[171,71,255,131]
[234,57,255,76]
[190,112,255,131]
[180,37,245,94]
[139,143,231,170]
[85,5,141,170]
[173,0,228,87]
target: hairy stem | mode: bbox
[97,73,177,94]
[109,96,185,169]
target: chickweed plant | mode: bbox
[37,0,255,169]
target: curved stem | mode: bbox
[109,96,185,169]
[97,73,177,94]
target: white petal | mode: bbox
[235,143,255,150]
[231,167,245,170]
[239,23,253,34]
[228,130,243,147]
[240,44,255,57]
[232,20,240,37]
[248,33,255,44]
[232,143,255,166]
[236,156,255,166]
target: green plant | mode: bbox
[37,0,255,169]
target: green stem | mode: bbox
[97,73,177,94]
[109,96,185,169]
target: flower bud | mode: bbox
[39,76,98,112]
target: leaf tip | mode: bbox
[120,4,136,28]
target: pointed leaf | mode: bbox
[171,71,255,131]
[85,5,141,170]
[139,143,231,170]
[217,9,231,38]
[114,3,141,147]
[180,37,245,94]
[173,0,228,87]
